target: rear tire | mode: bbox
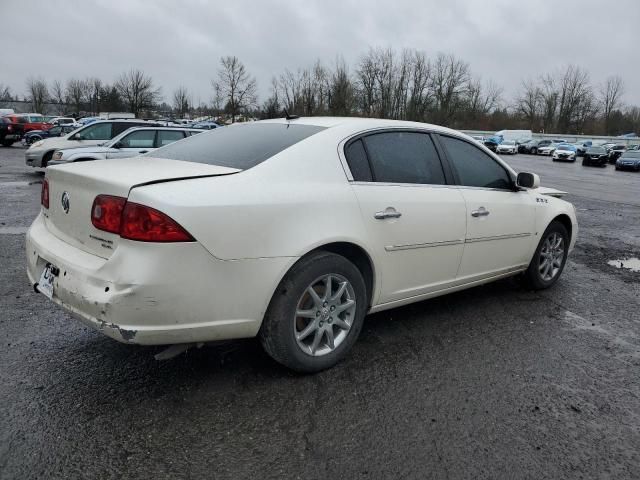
[42,151,54,168]
[259,251,367,372]
[523,221,569,290]
[1,140,14,147]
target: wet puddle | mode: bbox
[607,257,640,272]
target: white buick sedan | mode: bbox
[27,118,577,372]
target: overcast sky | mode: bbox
[4,0,640,107]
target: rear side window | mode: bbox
[440,135,512,190]
[156,130,185,147]
[120,130,155,148]
[344,139,372,182]
[149,123,326,170]
[362,131,445,184]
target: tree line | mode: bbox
[1,48,637,135]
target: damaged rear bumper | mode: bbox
[26,213,295,345]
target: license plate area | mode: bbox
[37,263,59,300]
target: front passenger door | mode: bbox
[438,135,536,281]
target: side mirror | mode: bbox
[72,133,81,140]
[112,142,122,149]
[517,172,540,189]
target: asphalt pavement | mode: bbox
[1,146,639,479]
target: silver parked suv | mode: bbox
[25,119,161,168]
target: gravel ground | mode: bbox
[1,146,639,479]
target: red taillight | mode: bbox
[91,195,126,234]
[41,179,49,209]
[120,202,194,242]
[90,195,194,242]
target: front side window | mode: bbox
[156,130,185,147]
[119,130,156,148]
[78,123,113,140]
[440,135,512,190]
[361,131,445,185]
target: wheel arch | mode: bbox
[551,213,573,240]
[274,241,377,310]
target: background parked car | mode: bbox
[483,138,499,152]
[49,127,203,165]
[581,146,608,167]
[574,141,592,156]
[537,142,559,156]
[523,139,552,154]
[23,124,78,145]
[0,116,25,147]
[552,144,577,162]
[496,140,518,154]
[615,151,640,171]
[48,117,77,126]
[608,144,627,164]
[3,113,52,133]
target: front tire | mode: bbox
[523,221,569,290]
[259,251,367,372]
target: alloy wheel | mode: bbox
[539,232,565,282]
[293,273,356,356]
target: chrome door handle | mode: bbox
[374,207,402,220]
[471,207,490,217]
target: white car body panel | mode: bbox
[26,117,578,346]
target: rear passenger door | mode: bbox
[344,130,467,305]
[155,130,186,148]
[437,135,536,281]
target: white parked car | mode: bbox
[537,143,559,156]
[48,127,203,165]
[496,140,518,154]
[552,144,577,162]
[26,118,578,372]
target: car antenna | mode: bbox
[283,109,299,121]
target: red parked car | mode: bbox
[3,114,53,133]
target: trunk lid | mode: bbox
[43,157,239,258]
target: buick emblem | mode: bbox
[61,191,70,214]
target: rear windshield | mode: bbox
[586,147,605,154]
[148,123,326,170]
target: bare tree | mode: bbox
[0,84,12,106]
[429,53,470,125]
[516,79,542,130]
[539,74,559,132]
[262,78,281,119]
[599,76,625,135]
[556,65,593,133]
[355,49,378,117]
[406,51,431,121]
[173,86,191,117]
[87,78,102,114]
[65,78,89,115]
[212,56,257,122]
[465,77,502,120]
[26,77,49,113]
[115,69,161,116]
[327,57,355,116]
